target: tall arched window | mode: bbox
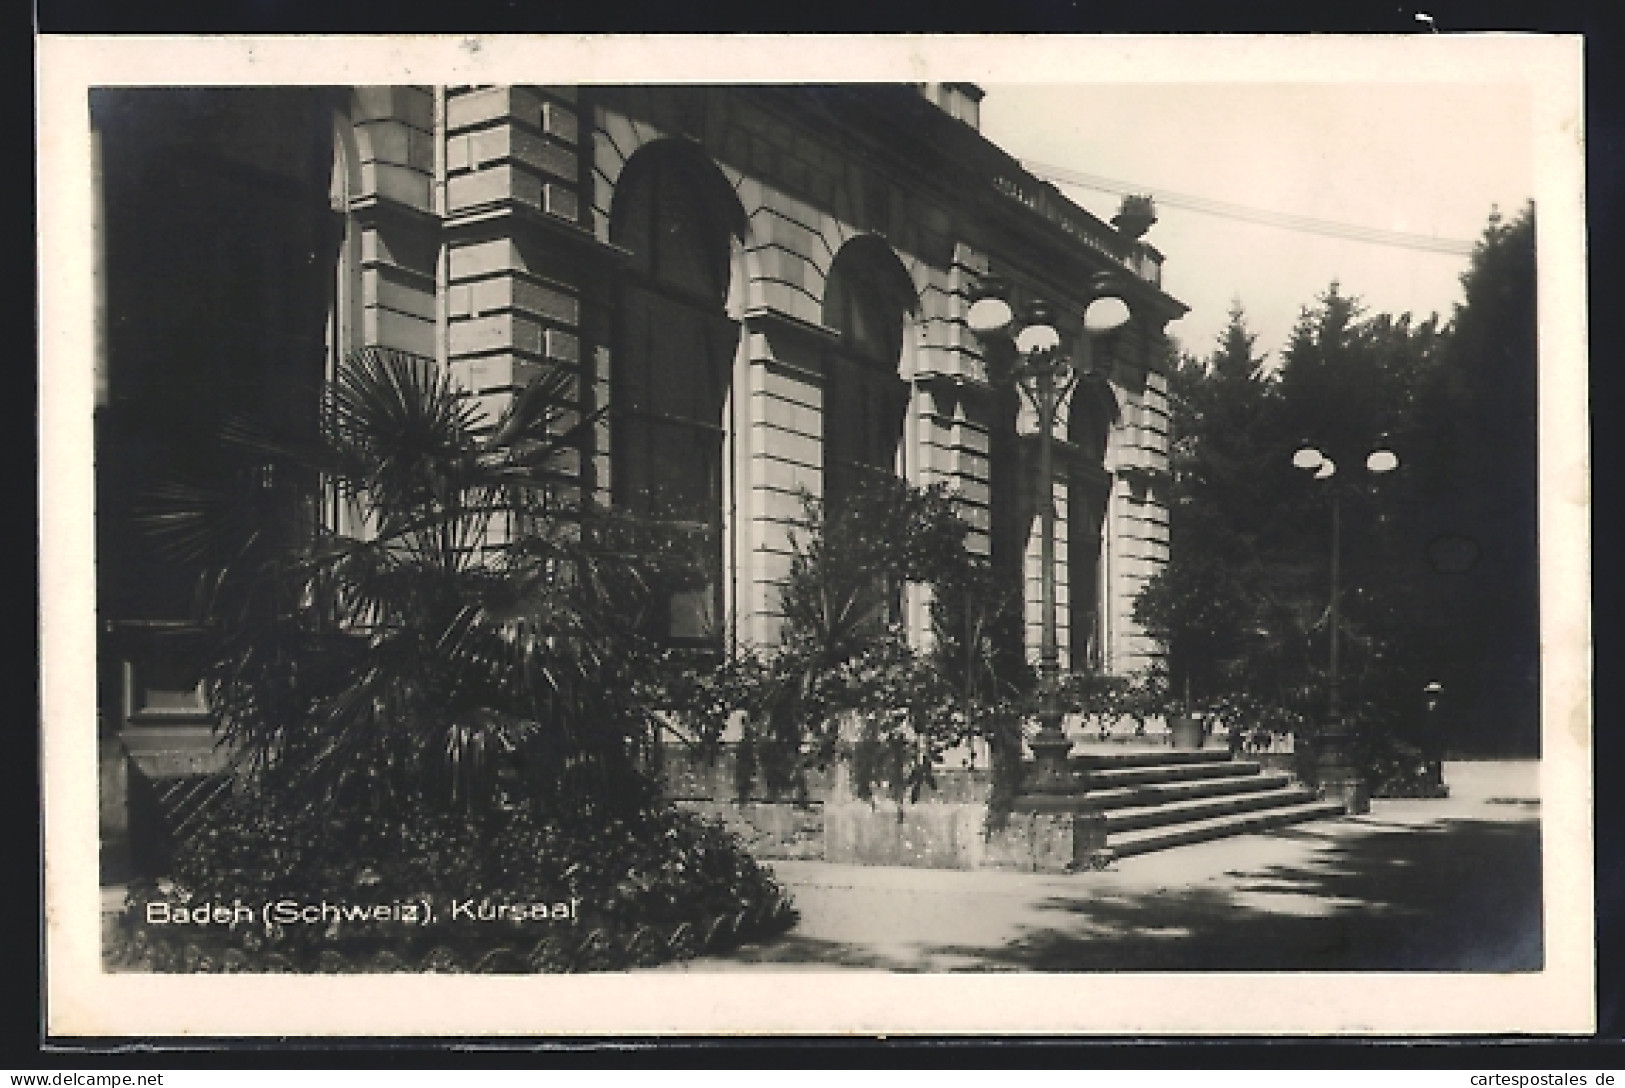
[326,113,362,381]
[609,142,745,644]
[1067,376,1119,670]
[326,114,365,539]
[821,237,916,513]
[987,356,1032,675]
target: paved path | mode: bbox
[659,760,1542,972]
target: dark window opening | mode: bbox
[821,237,916,626]
[1068,376,1119,671]
[821,238,915,502]
[609,144,743,646]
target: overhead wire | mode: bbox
[1022,159,1477,257]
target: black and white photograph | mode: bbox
[38,35,1591,1036]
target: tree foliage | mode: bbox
[1135,203,1538,760]
[1403,203,1540,753]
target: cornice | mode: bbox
[913,371,996,405]
[348,192,440,233]
[742,304,841,347]
[443,202,635,271]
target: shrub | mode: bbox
[649,477,1037,828]
[1357,727,1449,799]
[138,347,684,825]
[122,348,798,971]
[107,790,796,972]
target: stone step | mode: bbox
[1072,747,1234,771]
[1087,759,1264,790]
[1089,771,1296,812]
[1104,784,1321,834]
[1107,799,1347,859]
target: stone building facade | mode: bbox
[93,84,1185,872]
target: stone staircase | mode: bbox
[1073,747,1344,860]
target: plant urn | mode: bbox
[1112,194,1158,240]
[1169,713,1205,750]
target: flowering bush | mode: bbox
[1189,690,1306,750]
[1059,672,1139,738]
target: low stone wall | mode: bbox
[673,800,825,860]
[659,746,828,860]
[658,745,835,804]
[824,800,1105,872]
[660,744,1105,872]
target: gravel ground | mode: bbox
[657,760,1543,972]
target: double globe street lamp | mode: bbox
[1291,438,1400,814]
[968,273,1132,800]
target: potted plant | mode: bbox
[1166,675,1205,750]
[1111,194,1158,240]
[1169,710,1206,750]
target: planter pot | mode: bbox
[1169,715,1205,750]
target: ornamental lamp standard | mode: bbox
[1291,437,1400,814]
[1420,679,1447,795]
[969,273,1132,796]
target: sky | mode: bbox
[979,83,1534,365]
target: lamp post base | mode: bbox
[1315,724,1370,815]
[1010,759,1110,871]
[1317,775,1371,815]
[1023,729,1084,796]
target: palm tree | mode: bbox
[140,347,676,821]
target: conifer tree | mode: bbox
[1136,305,1291,702]
[1140,202,1537,764]
[1403,203,1539,754]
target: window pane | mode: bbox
[668,583,716,640]
[608,147,741,648]
[1069,479,1107,670]
[825,359,907,514]
[825,252,906,365]
[641,420,720,518]
[611,165,655,280]
[653,167,726,303]
[645,296,720,421]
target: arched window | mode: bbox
[821,237,916,513]
[1067,376,1119,670]
[325,114,366,539]
[609,142,745,645]
[987,362,1031,672]
[326,113,362,380]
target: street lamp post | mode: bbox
[970,274,1132,798]
[1420,680,1447,795]
[1291,440,1400,814]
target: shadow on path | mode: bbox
[933,818,1542,971]
[709,814,1541,973]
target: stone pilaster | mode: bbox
[738,309,831,645]
[442,86,598,529]
[351,87,438,359]
[1102,321,1172,676]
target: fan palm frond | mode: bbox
[139,346,665,820]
